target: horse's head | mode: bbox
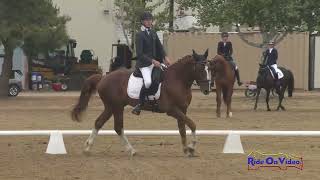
[258,63,268,75]
[192,49,211,95]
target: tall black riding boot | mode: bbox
[132,86,146,115]
[235,69,243,86]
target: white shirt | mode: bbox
[269,48,273,53]
[141,26,151,35]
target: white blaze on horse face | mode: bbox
[205,64,211,90]
[205,65,211,81]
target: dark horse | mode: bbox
[209,55,235,118]
[71,50,211,157]
[254,64,294,111]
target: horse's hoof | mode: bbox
[227,112,233,118]
[216,114,221,118]
[281,106,286,111]
[183,144,195,157]
[84,141,92,152]
[184,147,195,157]
[267,108,271,111]
[129,149,137,157]
[83,149,91,156]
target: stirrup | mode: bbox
[132,104,142,115]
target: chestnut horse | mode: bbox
[209,55,235,118]
[71,50,211,157]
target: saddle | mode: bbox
[267,66,284,80]
[133,66,165,96]
[224,55,236,70]
[128,66,166,112]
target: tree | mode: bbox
[178,0,320,48]
[114,0,173,50]
[0,0,69,96]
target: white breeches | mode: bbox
[270,64,284,79]
[139,64,154,88]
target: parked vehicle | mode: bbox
[8,70,23,97]
[244,81,277,98]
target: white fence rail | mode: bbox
[1,130,320,154]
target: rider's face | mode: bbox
[268,44,274,49]
[143,19,153,28]
[222,36,228,42]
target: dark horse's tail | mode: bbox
[71,74,102,122]
[287,70,294,97]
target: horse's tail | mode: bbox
[71,74,102,122]
[287,70,294,97]
[222,86,228,104]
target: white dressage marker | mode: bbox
[46,131,67,154]
[223,133,244,154]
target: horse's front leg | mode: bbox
[168,107,196,157]
[254,88,261,110]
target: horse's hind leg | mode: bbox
[254,88,261,110]
[216,86,222,118]
[113,107,136,157]
[266,89,271,111]
[226,88,233,118]
[277,86,287,111]
[84,108,112,153]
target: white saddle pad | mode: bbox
[269,66,284,79]
[127,74,162,100]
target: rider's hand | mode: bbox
[164,56,171,66]
[152,59,161,68]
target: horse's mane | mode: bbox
[175,55,194,64]
[212,55,228,65]
[167,55,194,71]
[211,55,234,79]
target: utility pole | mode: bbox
[169,0,174,32]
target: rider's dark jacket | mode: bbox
[217,41,233,60]
[264,48,278,66]
[135,28,166,68]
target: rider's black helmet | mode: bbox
[221,32,229,37]
[268,40,275,45]
[141,11,153,21]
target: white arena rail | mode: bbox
[1,130,320,154]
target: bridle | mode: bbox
[193,60,211,87]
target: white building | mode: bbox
[53,0,117,73]
[51,0,219,72]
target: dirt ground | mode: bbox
[0,90,320,180]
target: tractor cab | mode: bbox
[109,43,134,72]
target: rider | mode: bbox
[264,40,281,87]
[217,32,243,86]
[132,11,171,115]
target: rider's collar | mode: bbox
[141,26,151,32]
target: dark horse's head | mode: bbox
[192,49,211,95]
[257,64,272,84]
